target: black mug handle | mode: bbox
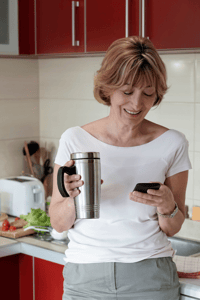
[57,165,76,197]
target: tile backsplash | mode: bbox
[0,59,39,179]
[0,53,200,217]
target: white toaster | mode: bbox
[0,175,45,217]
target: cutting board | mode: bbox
[0,227,35,239]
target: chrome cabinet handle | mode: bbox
[142,0,145,37]
[72,1,80,46]
[125,0,129,37]
[140,0,149,39]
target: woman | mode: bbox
[49,36,192,300]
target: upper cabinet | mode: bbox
[0,0,200,56]
[0,0,35,55]
[145,0,200,49]
[36,0,84,54]
[86,0,126,52]
[86,0,139,52]
[18,0,35,54]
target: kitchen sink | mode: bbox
[168,236,200,256]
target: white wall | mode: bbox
[0,53,200,217]
[0,58,39,178]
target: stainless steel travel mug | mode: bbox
[57,152,101,219]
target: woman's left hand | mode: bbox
[129,181,176,215]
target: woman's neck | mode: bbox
[102,117,147,147]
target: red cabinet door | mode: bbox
[146,0,200,49]
[19,254,33,300]
[0,254,33,300]
[36,0,84,54]
[18,0,35,54]
[0,255,20,299]
[86,0,139,52]
[34,257,64,300]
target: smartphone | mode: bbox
[133,183,160,194]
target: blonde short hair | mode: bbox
[94,36,169,107]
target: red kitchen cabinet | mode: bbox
[0,254,33,300]
[0,254,63,300]
[9,0,200,57]
[86,0,139,52]
[18,0,35,54]
[36,0,84,54]
[145,0,200,49]
[0,0,35,55]
[0,255,20,299]
[19,254,34,300]
[34,257,64,300]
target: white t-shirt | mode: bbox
[54,126,192,264]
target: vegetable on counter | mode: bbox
[9,226,16,231]
[0,217,35,238]
[2,219,10,231]
[1,220,16,231]
[20,208,51,229]
[2,225,9,231]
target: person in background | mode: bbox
[49,36,192,300]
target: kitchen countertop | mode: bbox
[0,216,67,265]
[180,278,200,299]
[1,217,200,298]
[0,215,68,265]
[0,234,68,265]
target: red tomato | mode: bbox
[2,219,10,227]
[15,217,20,221]
[9,226,16,231]
[2,225,9,231]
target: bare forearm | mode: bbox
[49,197,76,232]
[158,210,185,237]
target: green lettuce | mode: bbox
[20,208,51,229]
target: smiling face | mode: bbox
[109,83,157,126]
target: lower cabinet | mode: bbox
[34,257,64,300]
[0,254,64,300]
[0,255,195,300]
[0,254,20,299]
[19,254,34,300]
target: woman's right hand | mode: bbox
[63,160,84,198]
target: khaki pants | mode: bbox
[62,257,180,300]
